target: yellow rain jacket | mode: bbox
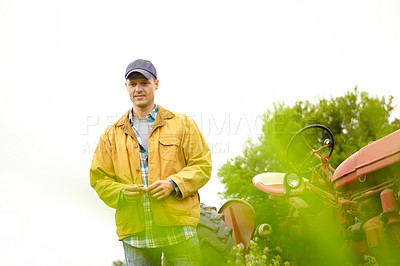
[90,106,212,240]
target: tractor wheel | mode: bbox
[198,203,235,266]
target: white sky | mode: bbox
[1,0,400,265]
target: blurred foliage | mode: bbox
[228,241,378,266]
[228,241,290,266]
[112,260,125,266]
[218,87,400,225]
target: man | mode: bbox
[90,59,212,265]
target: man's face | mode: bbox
[125,74,159,109]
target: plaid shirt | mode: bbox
[123,105,196,248]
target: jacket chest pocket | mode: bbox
[159,138,181,161]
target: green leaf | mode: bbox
[124,174,138,185]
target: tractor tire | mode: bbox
[198,203,235,266]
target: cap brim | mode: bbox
[125,69,153,80]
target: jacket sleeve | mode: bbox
[90,134,124,209]
[169,117,212,199]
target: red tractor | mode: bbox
[252,125,400,265]
[199,125,400,265]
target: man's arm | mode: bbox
[167,117,212,198]
[90,134,125,209]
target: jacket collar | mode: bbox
[116,105,175,138]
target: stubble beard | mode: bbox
[132,96,152,109]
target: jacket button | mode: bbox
[134,144,138,149]
[136,169,140,173]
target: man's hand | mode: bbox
[123,184,144,203]
[146,180,174,200]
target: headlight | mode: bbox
[285,172,302,189]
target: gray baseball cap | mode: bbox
[125,59,157,80]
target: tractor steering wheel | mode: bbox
[285,124,335,175]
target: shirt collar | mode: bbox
[148,104,158,120]
[129,104,158,123]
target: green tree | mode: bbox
[218,87,399,225]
